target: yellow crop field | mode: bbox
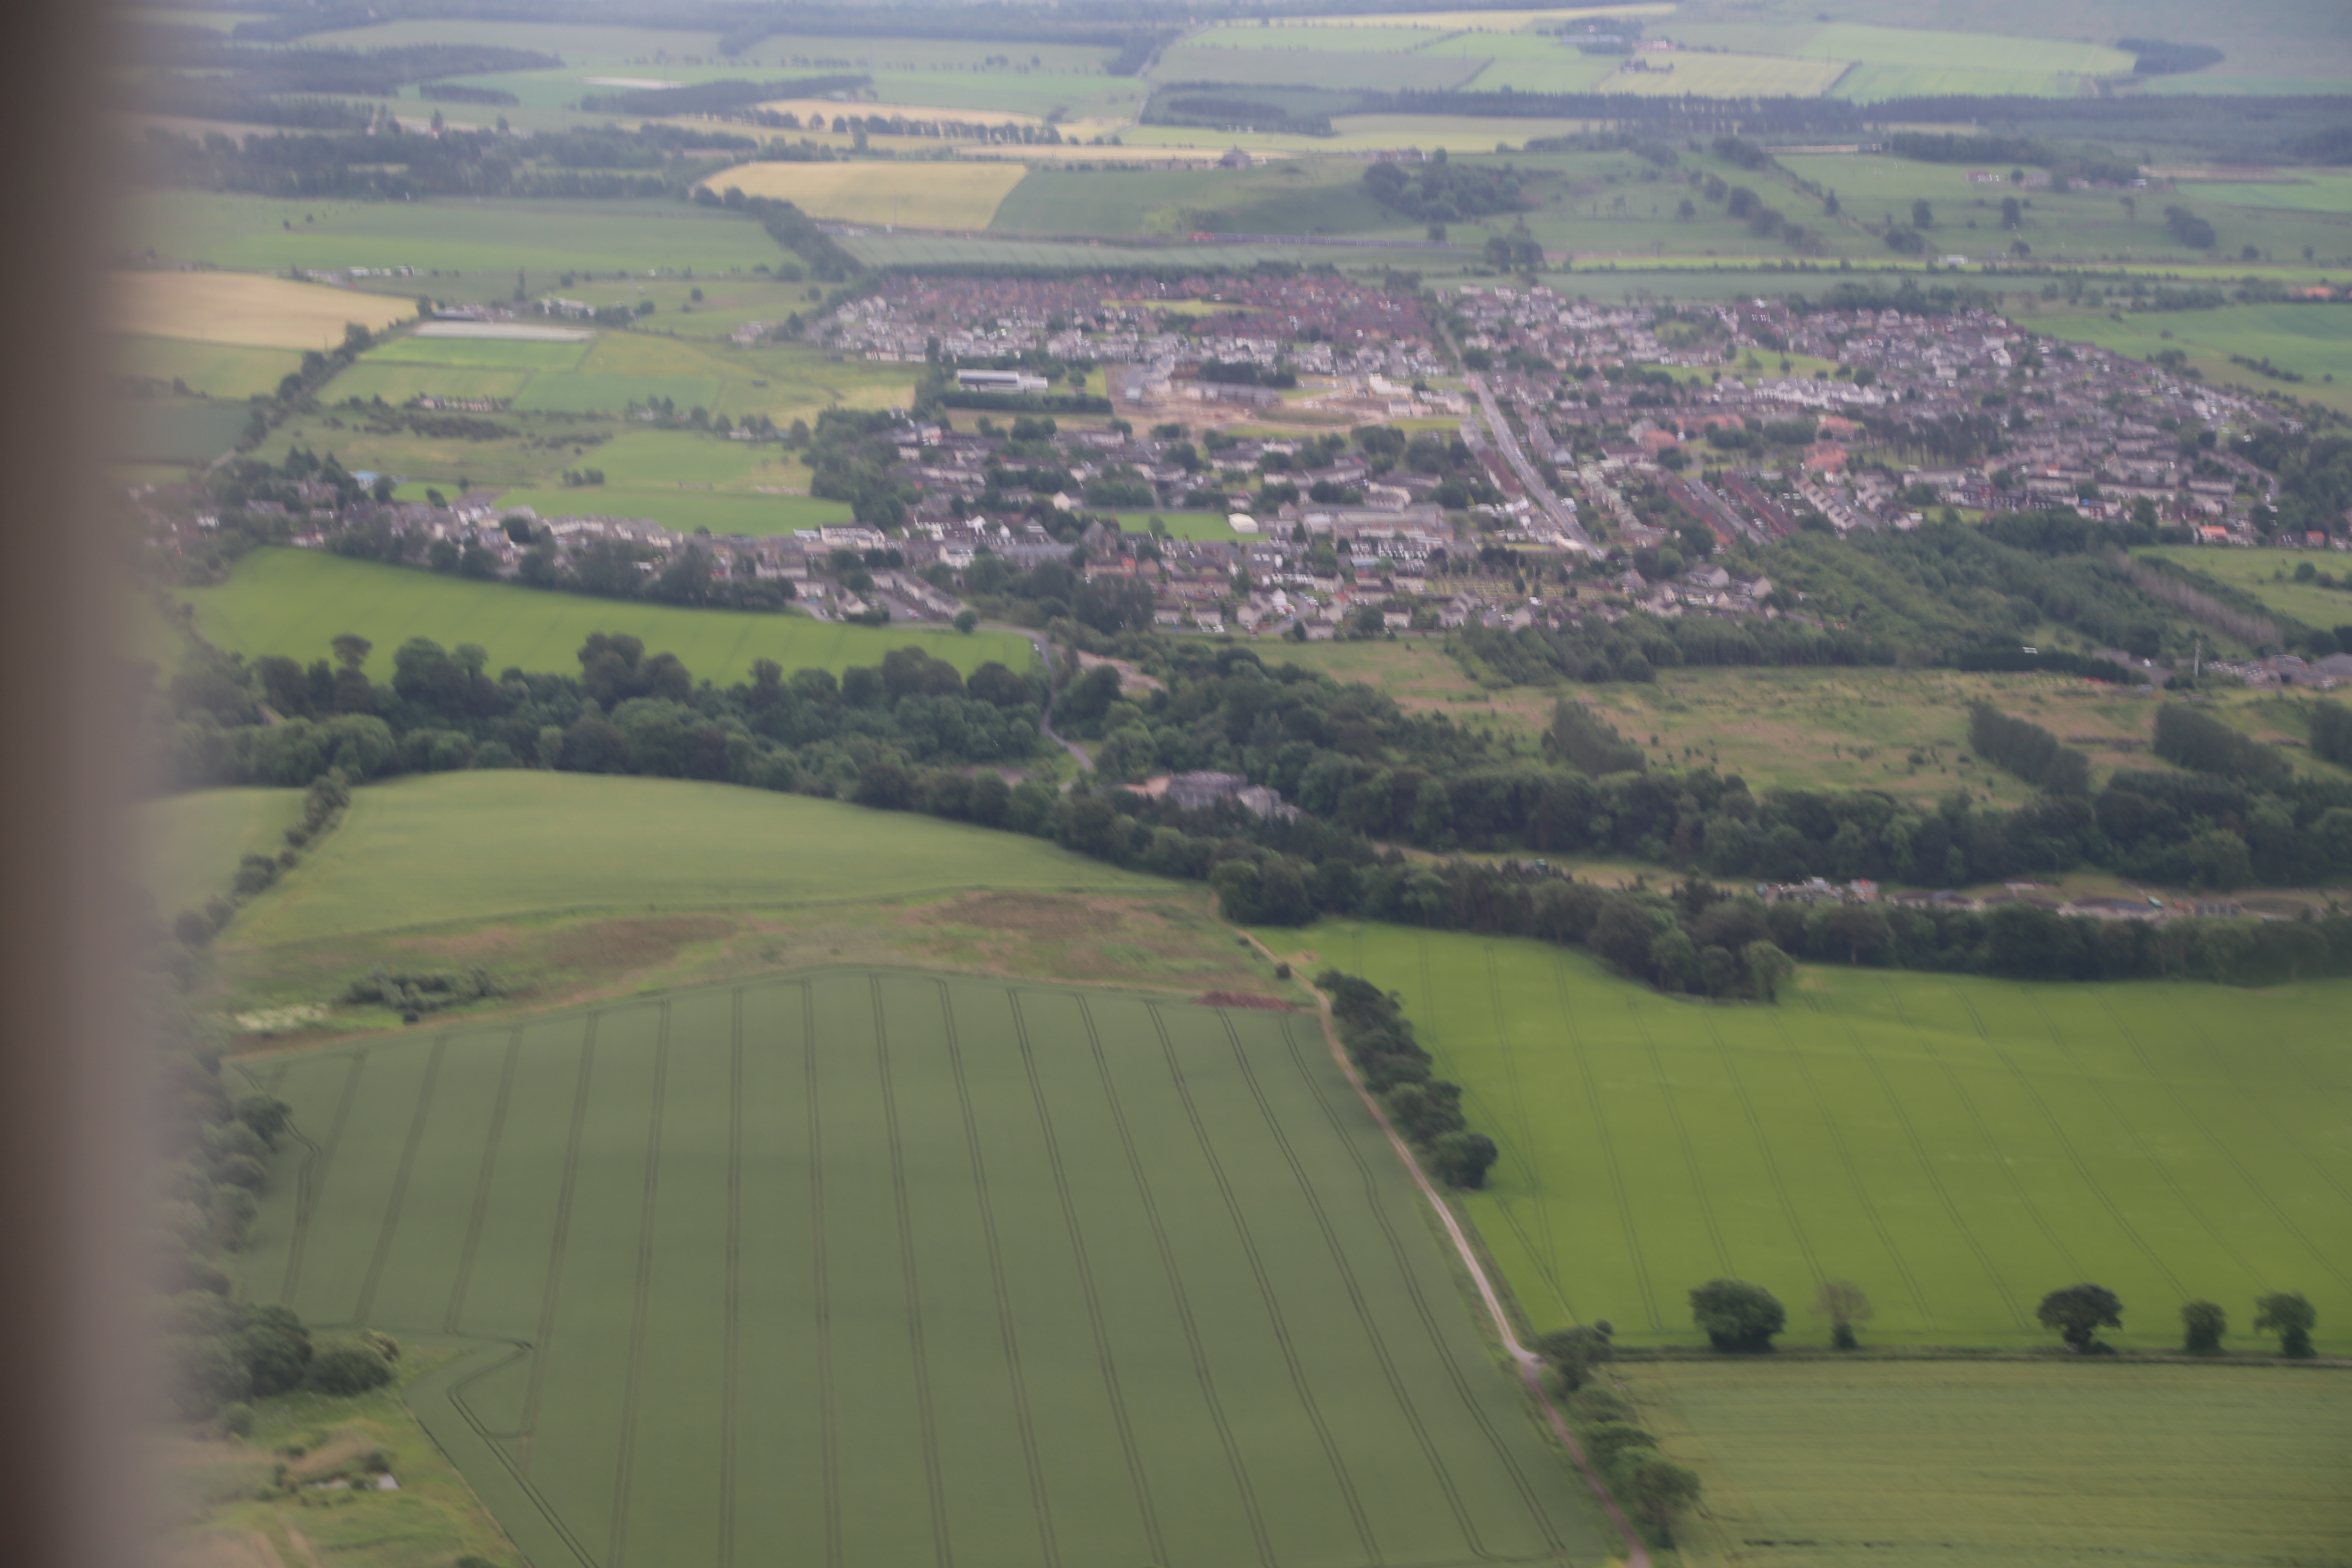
[698,160,1029,227]
[759,97,1043,130]
[111,270,417,349]
[1595,50,1852,96]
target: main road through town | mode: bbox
[1467,372,1591,548]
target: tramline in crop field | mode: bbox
[238,972,1607,1568]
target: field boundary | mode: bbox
[1234,921,1653,1567]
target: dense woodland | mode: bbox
[150,615,2352,996]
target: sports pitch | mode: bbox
[172,547,1033,686]
[1283,924,2351,1354]
[238,971,1606,1568]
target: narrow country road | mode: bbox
[998,623,1090,772]
[1467,371,1592,547]
[1231,921,1655,1568]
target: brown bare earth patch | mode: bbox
[1198,990,1291,1010]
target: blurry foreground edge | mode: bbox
[0,2,150,1566]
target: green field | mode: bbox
[369,335,594,371]
[2137,545,2352,632]
[991,164,1411,240]
[326,364,537,405]
[495,486,851,537]
[118,333,303,398]
[131,192,785,278]
[1829,63,2086,100]
[1796,20,2133,73]
[1155,41,1488,92]
[1273,923,2352,1354]
[115,398,251,464]
[1109,509,1253,541]
[229,775,1152,944]
[1627,1359,2352,1568]
[293,337,914,493]
[235,968,1607,1568]
[173,548,1029,686]
[137,786,305,918]
[1773,152,2352,266]
[2014,300,2352,415]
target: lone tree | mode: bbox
[1813,1280,1873,1350]
[1619,1456,1703,1536]
[2180,1300,2227,1354]
[2037,1284,2123,1353]
[1690,1278,1785,1353]
[2254,1291,2316,1358]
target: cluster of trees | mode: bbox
[2152,703,2291,785]
[165,772,348,951]
[2040,1284,2318,1357]
[1968,703,2091,795]
[1527,1325,1702,1539]
[155,633,1050,799]
[1362,154,1531,224]
[163,1295,399,1424]
[1319,972,1496,1188]
[155,618,2352,992]
[144,120,766,203]
[145,976,403,1423]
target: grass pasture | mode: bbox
[1155,41,1490,92]
[701,160,1030,229]
[114,398,252,464]
[172,547,1029,686]
[1269,924,2352,1355]
[1594,52,1852,98]
[1796,21,2135,75]
[1627,1359,2352,1568]
[1830,63,2088,100]
[493,485,851,536]
[2137,545,2352,633]
[236,969,1605,1568]
[136,787,306,919]
[228,775,1147,946]
[132,192,785,280]
[113,270,416,350]
[117,334,303,398]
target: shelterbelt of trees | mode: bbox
[151,625,2352,994]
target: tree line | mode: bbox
[155,630,2352,992]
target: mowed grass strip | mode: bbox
[700,161,1029,228]
[1274,923,2352,1353]
[113,271,418,349]
[1627,1359,2352,1568]
[237,970,1606,1568]
[174,547,1026,687]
